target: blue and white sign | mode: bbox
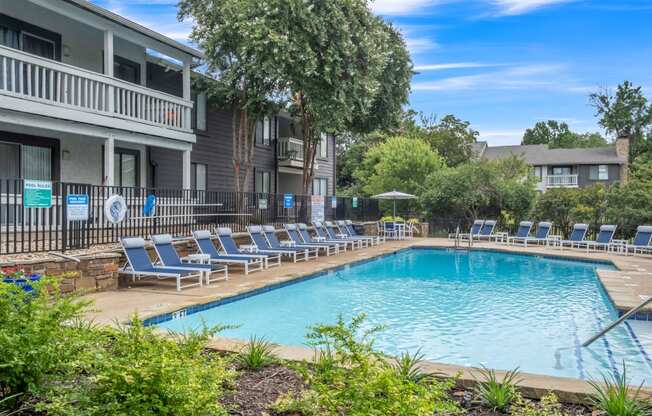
[283,193,294,209]
[66,194,89,221]
[331,196,337,209]
[104,195,127,224]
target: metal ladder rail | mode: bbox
[582,296,652,347]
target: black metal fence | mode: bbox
[0,179,380,255]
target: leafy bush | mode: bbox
[380,215,405,222]
[388,349,431,384]
[235,335,277,370]
[474,366,522,412]
[279,314,460,416]
[588,364,652,416]
[511,392,568,416]
[0,278,91,405]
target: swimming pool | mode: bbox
[156,248,652,385]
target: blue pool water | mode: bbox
[158,248,652,385]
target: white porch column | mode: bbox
[104,135,115,186]
[103,30,115,113]
[182,58,192,130]
[182,149,191,189]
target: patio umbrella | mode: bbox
[371,190,416,218]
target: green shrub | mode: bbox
[235,335,277,370]
[474,366,522,412]
[0,279,91,405]
[511,392,568,416]
[39,318,234,416]
[283,314,460,415]
[588,364,652,416]
[388,348,431,384]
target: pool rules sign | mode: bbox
[23,180,52,208]
[311,195,325,223]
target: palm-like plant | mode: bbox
[588,364,652,416]
[388,349,431,384]
[474,366,522,412]
[235,335,277,371]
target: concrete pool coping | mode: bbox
[82,238,652,402]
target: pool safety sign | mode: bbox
[66,194,89,221]
[352,197,358,208]
[311,195,325,223]
[23,180,52,208]
[283,193,294,209]
[259,198,268,210]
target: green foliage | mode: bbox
[588,364,652,416]
[235,336,277,371]
[591,81,652,161]
[39,318,233,416]
[532,188,579,236]
[511,392,569,416]
[281,314,461,416]
[474,366,522,412]
[387,349,431,384]
[356,135,445,200]
[422,157,536,222]
[606,162,652,237]
[569,185,608,229]
[0,279,91,403]
[380,216,405,222]
[522,120,607,149]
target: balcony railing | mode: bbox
[0,45,192,133]
[277,137,305,169]
[546,174,578,188]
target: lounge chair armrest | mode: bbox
[548,235,562,241]
[336,233,348,239]
[280,240,295,247]
[611,239,628,245]
[314,236,326,242]
[239,244,259,253]
[182,254,211,264]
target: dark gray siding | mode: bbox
[577,164,621,187]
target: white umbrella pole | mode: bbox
[393,200,396,219]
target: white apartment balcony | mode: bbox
[546,174,579,188]
[277,137,320,172]
[0,45,193,140]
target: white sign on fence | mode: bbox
[311,195,325,223]
[66,194,89,221]
[104,195,127,224]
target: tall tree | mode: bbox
[590,81,652,161]
[521,120,607,148]
[179,0,287,193]
[282,2,413,194]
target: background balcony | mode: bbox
[546,174,579,188]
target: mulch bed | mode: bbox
[221,365,307,416]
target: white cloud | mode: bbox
[478,129,524,145]
[405,37,439,55]
[414,62,502,71]
[412,64,563,91]
[491,0,578,15]
[371,0,439,15]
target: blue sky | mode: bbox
[92,0,652,145]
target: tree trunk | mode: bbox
[232,104,256,195]
[296,92,318,196]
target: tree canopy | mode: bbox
[521,120,607,149]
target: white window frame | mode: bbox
[191,162,207,191]
[21,31,56,60]
[312,177,328,196]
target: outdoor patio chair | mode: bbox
[475,220,497,241]
[509,221,553,247]
[321,221,361,249]
[580,225,617,252]
[298,223,346,252]
[152,234,228,285]
[504,221,533,245]
[326,220,366,248]
[262,225,319,260]
[192,230,265,275]
[247,225,311,263]
[337,220,375,246]
[345,219,383,244]
[624,225,652,255]
[119,237,203,292]
[313,221,357,250]
[454,219,484,240]
[215,227,281,268]
[554,223,589,250]
[284,224,338,256]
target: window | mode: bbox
[114,56,141,84]
[552,166,572,176]
[21,32,55,60]
[113,148,139,187]
[317,133,328,159]
[532,166,543,181]
[255,170,272,194]
[191,163,207,191]
[0,26,19,49]
[0,142,20,179]
[313,177,328,196]
[22,145,51,180]
[589,165,609,181]
[255,117,272,146]
[194,93,207,131]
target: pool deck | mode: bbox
[82,238,652,403]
